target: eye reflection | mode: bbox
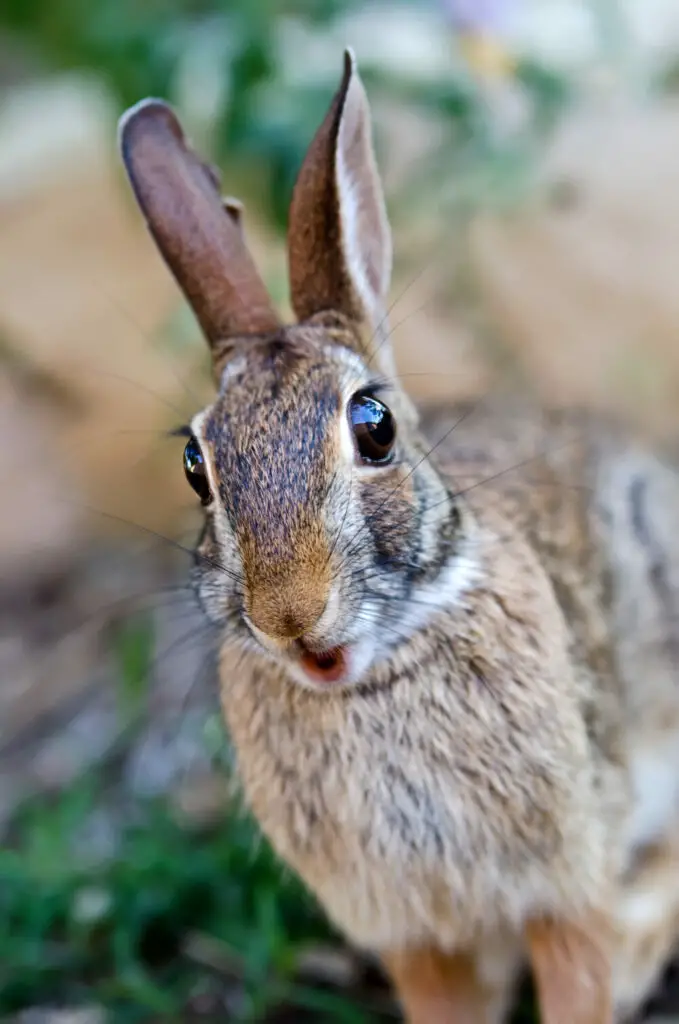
[183,436,212,504]
[349,394,396,464]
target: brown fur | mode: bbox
[118,100,279,348]
[120,50,679,1024]
[607,828,679,1019]
[287,53,362,327]
[204,332,340,639]
[526,914,613,1024]
[287,50,392,359]
[383,947,490,1023]
[219,505,624,952]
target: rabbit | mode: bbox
[118,49,679,1023]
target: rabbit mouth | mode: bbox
[297,643,348,685]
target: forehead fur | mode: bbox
[203,327,359,562]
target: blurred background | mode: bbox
[2,0,679,1020]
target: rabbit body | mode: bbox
[119,51,679,1024]
[220,401,626,950]
[220,398,679,1020]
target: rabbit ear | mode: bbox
[118,99,280,354]
[287,49,392,355]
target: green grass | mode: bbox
[0,769,544,1023]
[0,776,393,1022]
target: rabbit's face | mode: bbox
[118,51,468,689]
[187,323,466,689]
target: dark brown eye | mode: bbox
[349,394,396,464]
[183,436,211,505]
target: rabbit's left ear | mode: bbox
[287,49,392,358]
[118,99,280,358]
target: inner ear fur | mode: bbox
[287,49,393,360]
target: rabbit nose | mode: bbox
[245,575,329,643]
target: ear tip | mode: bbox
[117,97,183,158]
[342,47,360,88]
[223,196,244,214]
[343,47,357,71]
[341,47,369,103]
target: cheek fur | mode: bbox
[191,511,246,626]
[358,471,417,566]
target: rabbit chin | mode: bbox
[241,616,377,692]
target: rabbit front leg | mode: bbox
[526,914,613,1024]
[384,917,613,1024]
[382,947,490,1023]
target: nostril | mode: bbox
[280,611,308,641]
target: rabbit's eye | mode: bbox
[183,436,211,505]
[349,394,396,464]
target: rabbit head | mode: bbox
[119,51,472,691]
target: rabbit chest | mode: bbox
[220,607,617,951]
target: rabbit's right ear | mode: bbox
[287,50,392,363]
[118,100,280,359]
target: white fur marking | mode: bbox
[396,544,480,640]
[191,407,238,554]
[349,537,481,684]
[336,140,375,322]
[337,397,356,466]
[218,353,247,388]
[627,738,679,849]
[617,884,670,931]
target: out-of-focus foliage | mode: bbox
[0,770,538,1022]
[0,0,573,230]
[0,779,348,1022]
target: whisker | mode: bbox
[325,466,354,570]
[352,609,410,645]
[322,468,340,506]
[415,439,582,525]
[87,275,208,411]
[76,365,192,422]
[351,561,421,586]
[337,399,485,566]
[0,585,208,760]
[14,582,199,678]
[519,477,594,494]
[109,427,187,437]
[179,640,221,716]
[376,292,440,362]
[366,261,435,368]
[56,497,244,587]
[144,618,218,688]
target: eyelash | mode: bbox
[170,424,193,438]
[353,380,393,403]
